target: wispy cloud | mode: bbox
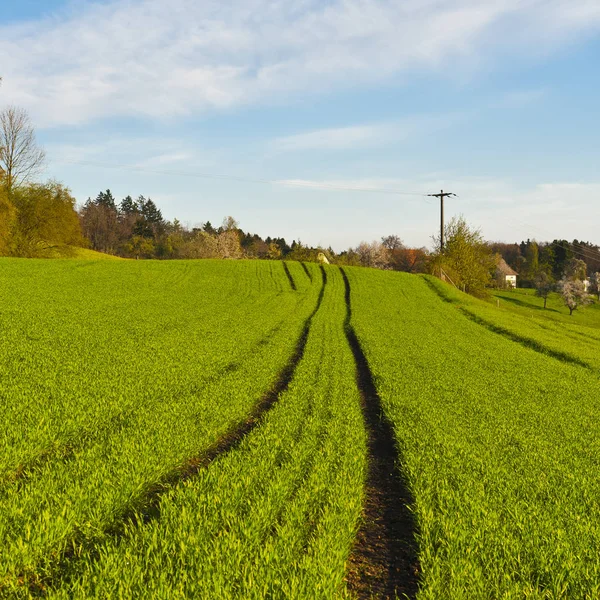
[47,136,216,170]
[494,88,548,109]
[272,113,466,152]
[1,0,599,127]
[274,125,386,152]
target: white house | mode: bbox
[496,258,518,288]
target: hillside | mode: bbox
[1,259,599,598]
[42,246,126,260]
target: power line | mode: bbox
[51,158,600,262]
[506,219,600,264]
[52,159,428,197]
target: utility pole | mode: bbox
[427,190,456,252]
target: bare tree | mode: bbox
[0,106,46,194]
[381,234,403,251]
[534,272,554,309]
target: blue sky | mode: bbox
[1,0,599,250]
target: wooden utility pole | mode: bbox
[427,190,456,252]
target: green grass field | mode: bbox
[2,258,600,599]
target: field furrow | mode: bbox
[424,275,600,372]
[0,259,323,590]
[24,266,368,600]
[347,267,600,599]
[341,267,419,599]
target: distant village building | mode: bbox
[495,258,518,288]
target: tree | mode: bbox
[534,271,554,309]
[221,215,238,232]
[381,235,403,251]
[523,240,539,280]
[563,258,587,281]
[11,181,82,256]
[488,242,522,272]
[0,106,46,194]
[0,183,16,254]
[95,189,117,211]
[267,241,281,259]
[79,193,119,253]
[557,278,591,316]
[216,229,242,259]
[589,272,600,301]
[390,247,428,273]
[355,241,389,269]
[203,221,216,235]
[132,196,164,239]
[124,235,155,259]
[551,240,573,280]
[119,195,136,216]
[431,216,496,296]
[180,230,218,259]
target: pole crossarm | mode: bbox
[427,190,456,253]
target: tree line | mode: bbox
[490,239,600,286]
[1,104,598,312]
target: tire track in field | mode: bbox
[0,315,292,495]
[282,261,297,290]
[459,308,594,371]
[300,261,313,282]
[340,267,419,600]
[16,267,328,596]
[423,277,595,372]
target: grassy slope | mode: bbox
[348,267,600,599]
[23,245,126,259]
[0,259,321,591]
[493,287,600,329]
[425,277,600,371]
[4,260,600,598]
[47,266,367,600]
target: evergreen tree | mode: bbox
[119,195,136,215]
[95,189,117,211]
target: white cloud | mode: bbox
[495,88,548,109]
[1,0,599,127]
[272,113,466,151]
[46,135,219,177]
[274,125,386,152]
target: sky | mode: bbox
[1,0,599,251]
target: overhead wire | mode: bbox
[506,218,600,264]
[51,159,429,197]
[51,158,598,259]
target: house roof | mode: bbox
[496,258,518,277]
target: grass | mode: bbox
[43,266,367,599]
[3,259,600,599]
[493,287,600,328]
[347,267,600,599]
[425,277,600,371]
[0,259,321,590]
[27,245,126,259]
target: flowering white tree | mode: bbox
[558,278,591,315]
[589,272,600,300]
[355,241,389,269]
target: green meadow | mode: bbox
[2,258,600,599]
